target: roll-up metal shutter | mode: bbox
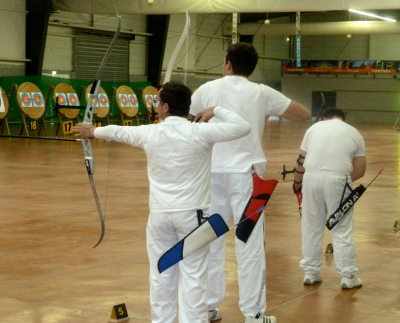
[75,33,129,82]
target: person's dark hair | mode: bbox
[322,108,346,121]
[225,42,259,76]
[159,82,191,117]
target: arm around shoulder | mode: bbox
[280,100,311,122]
[213,106,251,137]
[199,106,251,144]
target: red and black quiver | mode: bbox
[236,173,278,243]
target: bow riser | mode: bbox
[84,80,101,124]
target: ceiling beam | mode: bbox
[239,21,400,36]
[52,0,400,15]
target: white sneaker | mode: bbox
[303,273,322,285]
[341,275,362,289]
[208,308,221,322]
[245,314,277,323]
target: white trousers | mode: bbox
[208,172,266,317]
[147,209,210,323]
[300,172,358,277]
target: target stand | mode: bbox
[51,83,81,136]
[115,85,140,126]
[16,82,48,137]
[83,84,111,127]
[142,86,158,124]
[0,86,11,135]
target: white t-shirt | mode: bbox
[94,106,250,213]
[301,119,366,175]
[190,76,291,174]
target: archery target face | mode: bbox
[119,94,129,107]
[68,93,78,106]
[129,94,138,107]
[146,94,154,107]
[98,94,108,107]
[20,93,32,107]
[87,94,99,107]
[56,93,67,106]
[32,92,44,107]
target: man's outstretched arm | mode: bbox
[280,101,311,122]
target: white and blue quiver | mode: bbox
[157,214,229,273]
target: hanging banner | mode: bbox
[295,12,301,68]
[282,60,400,74]
[296,37,301,68]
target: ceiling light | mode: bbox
[349,9,396,22]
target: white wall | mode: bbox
[0,0,27,75]
[43,25,74,73]
[282,74,400,123]
[281,32,400,123]
[252,34,290,88]
[2,4,400,123]
[43,11,147,80]
[370,34,400,60]
[301,35,369,60]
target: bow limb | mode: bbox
[163,12,191,84]
[82,10,121,249]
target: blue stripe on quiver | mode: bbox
[158,240,184,273]
[208,214,229,237]
[157,214,229,273]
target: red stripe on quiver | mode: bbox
[236,173,278,242]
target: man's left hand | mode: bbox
[193,106,216,123]
[73,123,95,139]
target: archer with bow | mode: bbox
[73,81,251,323]
[292,108,367,289]
[75,12,249,322]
